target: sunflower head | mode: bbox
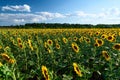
[71,42,79,53]
[8,59,16,64]
[47,39,53,46]
[0,62,3,67]
[73,62,82,77]
[56,43,60,49]
[18,43,24,49]
[62,37,68,44]
[113,43,120,50]
[41,65,50,80]
[107,35,115,42]
[1,53,10,61]
[102,51,110,61]
[95,39,104,46]
[17,38,22,43]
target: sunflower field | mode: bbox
[0,28,120,80]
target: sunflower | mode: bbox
[79,37,84,43]
[96,31,100,36]
[95,39,104,46]
[73,37,78,41]
[8,58,16,64]
[47,39,53,46]
[101,34,107,39]
[28,39,32,47]
[28,39,34,51]
[47,48,52,54]
[102,51,110,61]
[17,38,22,43]
[71,42,79,53]
[107,35,115,42]
[44,42,48,48]
[85,38,90,43]
[0,62,3,67]
[41,65,50,80]
[62,37,68,44]
[56,43,60,49]
[113,43,120,50]
[18,43,24,49]
[1,53,10,61]
[94,43,99,47]
[73,62,82,77]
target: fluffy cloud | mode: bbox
[1,7,120,25]
[0,12,65,25]
[2,4,31,12]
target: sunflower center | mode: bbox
[114,44,120,49]
[74,46,78,50]
[97,40,102,44]
[108,36,112,40]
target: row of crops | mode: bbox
[0,28,120,80]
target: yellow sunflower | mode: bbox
[71,42,79,53]
[73,37,78,41]
[113,43,120,50]
[47,39,53,46]
[102,51,110,61]
[1,53,10,61]
[62,37,68,44]
[107,35,115,42]
[18,43,24,49]
[8,58,16,64]
[0,62,3,67]
[41,65,50,80]
[17,38,22,43]
[95,39,104,47]
[73,62,82,77]
[56,43,60,49]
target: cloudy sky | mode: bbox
[0,0,120,25]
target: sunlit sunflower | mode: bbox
[113,43,120,50]
[79,37,84,43]
[62,37,68,44]
[56,43,60,49]
[1,53,10,61]
[94,43,99,47]
[0,62,3,67]
[28,39,34,51]
[102,51,110,61]
[17,38,22,43]
[47,47,53,53]
[96,31,100,36]
[95,39,104,46]
[47,39,53,46]
[41,65,50,80]
[44,42,48,48]
[101,34,107,39]
[8,58,16,64]
[73,62,82,77]
[85,38,90,43]
[18,43,24,49]
[107,35,115,42]
[73,37,78,41]
[71,42,79,53]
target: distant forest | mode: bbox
[0,23,120,28]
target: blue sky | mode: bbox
[0,0,120,25]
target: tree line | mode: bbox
[0,23,120,28]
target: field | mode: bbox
[0,28,120,80]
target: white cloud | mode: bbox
[1,7,120,25]
[2,4,31,12]
[13,19,25,23]
[36,12,65,19]
[0,12,65,25]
